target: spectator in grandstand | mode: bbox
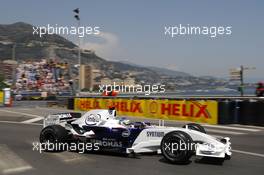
[15,59,71,94]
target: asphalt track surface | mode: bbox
[0,105,264,175]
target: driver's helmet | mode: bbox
[84,113,101,125]
[80,109,118,127]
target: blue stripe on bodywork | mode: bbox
[82,125,144,152]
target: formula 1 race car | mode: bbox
[39,109,231,164]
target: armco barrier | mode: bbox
[68,96,264,126]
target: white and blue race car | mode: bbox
[40,108,231,164]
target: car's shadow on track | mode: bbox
[159,158,192,165]
[46,150,225,166]
[86,151,163,159]
[68,150,143,159]
[158,157,225,166]
[194,157,224,166]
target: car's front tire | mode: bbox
[160,131,194,164]
[39,125,69,152]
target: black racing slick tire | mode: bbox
[182,123,206,134]
[39,125,69,152]
[160,131,194,164]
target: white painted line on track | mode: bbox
[36,106,76,112]
[0,109,42,118]
[0,114,33,118]
[0,109,44,123]
[0,144,33,174]
[21,117,43,123]
[203,124,260,132]
[16,108,31,111]
[233,149,264,158]
[0,121,42,126]
[206,129,245,135]
[3,166,33,174]
[229,124,264,130]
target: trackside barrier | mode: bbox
[258,101,264,126]
[67,96,264,126]
[0,91,3,106]
[239,100,264,126]
[68,98,74,110]
[3,88,12,107]
[72,97,218,124]
[218,100,243,124]
[240,100,257,125]
[218,101,236,124]
[217,100,264,126]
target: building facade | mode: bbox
[79,65,102,91]
[0,60,18,83]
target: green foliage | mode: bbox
[0,74,9,89]
[0,74,4,82]
[81,88,90,92]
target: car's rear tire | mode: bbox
[39,125,69,152]
[160,131,194,164]
[182,123,206,134]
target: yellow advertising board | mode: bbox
[74,98,218,124]
[0,91,3,104]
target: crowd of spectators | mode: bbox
[15,59,72,94]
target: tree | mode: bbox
[0,74,10,89]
